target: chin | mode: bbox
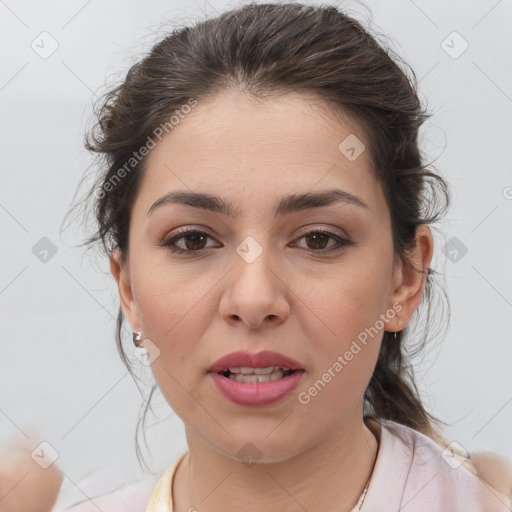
[214,433,309,466]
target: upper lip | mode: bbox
[208,350,305,373]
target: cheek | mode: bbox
[133,252,215,338]
[294,258,390,340]
[291,262,387,396]
[130,275,198,381]
[297,318,381,426]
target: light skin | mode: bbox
[110,88,434,512]
[0,435,62,512]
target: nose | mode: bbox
[219,250,290,330]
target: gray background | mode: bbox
[1,0,511,499]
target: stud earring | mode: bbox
[133,330,143,347]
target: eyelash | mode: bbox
[160,227,353,255]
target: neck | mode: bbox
[173,407,380,512]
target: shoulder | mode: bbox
[377,420,512,509]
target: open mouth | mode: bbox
[219,367,298,383]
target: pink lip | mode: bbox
[207,350,305,374]
[209,370,305,406]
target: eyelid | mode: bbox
[162,224,217,242]
[294,223,349,239]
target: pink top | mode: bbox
[58,419,512,511]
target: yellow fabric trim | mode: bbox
[145,450,189,512]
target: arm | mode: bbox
[0,443,63,512]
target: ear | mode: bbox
[387,224,434,331]
[110,249,141,331]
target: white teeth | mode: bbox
[228,369,286,383]
[241,366,258,375]
[253,367,275,375]
[229,366,290,375]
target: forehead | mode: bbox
[135,89,385,219]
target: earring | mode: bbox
[133,330,143,347]
[394,318,402,341]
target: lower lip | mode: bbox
[208,370,305,406]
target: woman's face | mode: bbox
[112,90,422,462]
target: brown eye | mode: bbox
[181,232,208,250]
[302,232,331,250]
[293,230,352,253]
[162,230,216,253]
[161,228,352,255]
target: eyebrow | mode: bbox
[147,189,370,218]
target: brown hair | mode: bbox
[66,2,454,468]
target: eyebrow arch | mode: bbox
[147,189,369,218]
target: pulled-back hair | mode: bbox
[66,2,453,468]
